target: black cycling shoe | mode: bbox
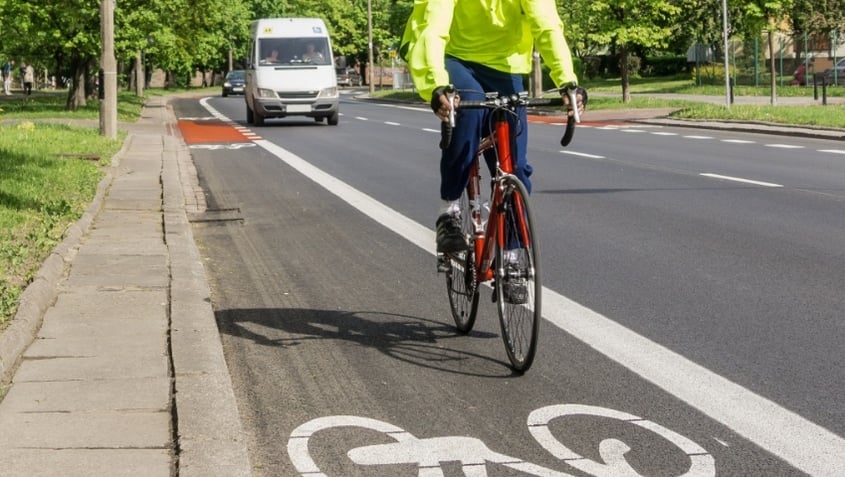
[436,213,467,253]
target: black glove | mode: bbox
[561,83,588,107]
[430,85,455,113]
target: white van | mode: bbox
[245,18,339,126]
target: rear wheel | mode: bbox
[445,190,479,333]
[494,176,540,372]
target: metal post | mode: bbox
[367,0,374,94]
[721,0,730,108]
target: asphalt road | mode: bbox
[173,94,845,477]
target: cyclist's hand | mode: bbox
[431,85,459,123]
[561,84,588,118]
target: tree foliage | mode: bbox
[0,0,844,109]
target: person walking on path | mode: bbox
[2,59,13,95]
[23,62,35,95]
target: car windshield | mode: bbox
[259,38,330,66]
[227,70,245,80]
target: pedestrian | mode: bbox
[23,62,34,95]
[2,59,13,95]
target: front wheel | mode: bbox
[445,190,479,333]
[494,176,540,372]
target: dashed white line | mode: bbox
[422,128,440,133]
[385,121,401,126]
[721,139,756,144]
[355,116,368,121]
[683,135,713,139]
[765,144,804,149]
[621,129,647,133]
[560,150,605,159]
[818,149,845,154]
[700,173,783,187]
[651,132,679,136]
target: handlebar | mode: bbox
[439,87,582,150]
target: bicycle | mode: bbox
[437,86,582,372]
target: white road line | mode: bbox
[819,149,845,154]
[721,139,756,144]
[765,144,804,149]
[651,132,678,136]
[385,121,401,126]
[202,101,845,477]
[621,129,647,133]
[700,173,783,187]
[683,135,713,139]
[422,128,440,133]
[355,116,368,121]
[560,150,605,159]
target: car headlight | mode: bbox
[224,82,232,87]
[258,88,276,98]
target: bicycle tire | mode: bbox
[494,176,540,372]
[445,190,479,333]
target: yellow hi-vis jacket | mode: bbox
[400,0,578,102]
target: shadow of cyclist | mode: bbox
[216,307,521,377]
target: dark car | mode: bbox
[823,58,845,86]
[222,70,245,97]
[335,66,361,87]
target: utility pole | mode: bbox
[100,0,118,138]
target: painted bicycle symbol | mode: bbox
[287,404,715,476]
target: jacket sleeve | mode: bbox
[523,0,578,87]
[403,0,456,102]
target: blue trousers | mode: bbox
[440,57,532,201]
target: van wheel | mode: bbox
[246,105,254,124]
[254,111,265,127]
[327,111,339,126]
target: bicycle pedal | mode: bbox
[437,254,450,273]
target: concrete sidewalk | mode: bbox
[0,97,252,476]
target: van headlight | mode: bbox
[258,88,276,98]
[319,87,338,98]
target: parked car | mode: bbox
[222,70,245,97]
[335,66,362,87]
[823,58,845,86]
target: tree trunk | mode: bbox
[65,58,88,110]
[620,45,631,103]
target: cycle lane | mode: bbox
[176,97,837,476]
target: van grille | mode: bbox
[278,91,319,100]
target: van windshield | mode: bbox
[259,38,331,66]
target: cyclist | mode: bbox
[400,0,586,254]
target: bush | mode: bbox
[691,63,738,84]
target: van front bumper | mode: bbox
[254,91,338,119]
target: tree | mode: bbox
[571,0,681,102]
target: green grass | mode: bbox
[0,90,145,120]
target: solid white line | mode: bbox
[819,149,845,154]
[700,173,783,188]
[202,101,845,477]
[560,150,605,159]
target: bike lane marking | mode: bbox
[197,99,845,477]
